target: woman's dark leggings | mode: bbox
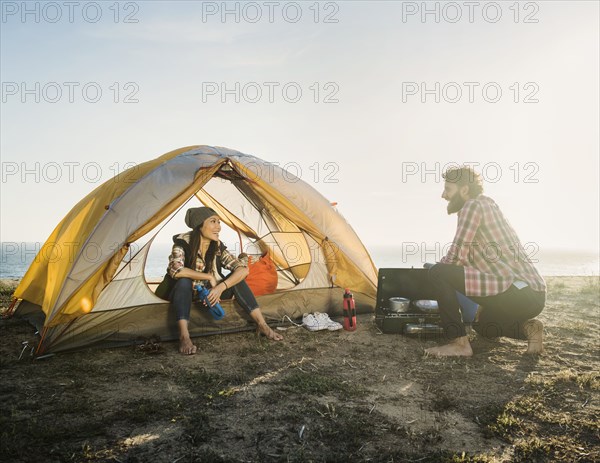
[428,263,545,340]
[170,278,259,321]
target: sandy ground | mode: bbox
[1,276,599,462]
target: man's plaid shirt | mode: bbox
[441,195,546,297]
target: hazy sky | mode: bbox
[1,1,598,257]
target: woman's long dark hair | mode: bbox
[189,223,220,277]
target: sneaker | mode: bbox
[302,313,324,331]
[313,312,343,331]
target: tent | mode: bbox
[9,146,378,354]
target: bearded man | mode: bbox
[426,166,546,357]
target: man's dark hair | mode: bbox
[442,166,484,198]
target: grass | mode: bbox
[0,351,242,462]
[117,398,181,423]
[440,452,497,463]
[0,280,17,295]
[1,276,599,462]
[181,408,215,447]
[258,401,417,462]
[185,447,229,462]
[486,367,600,462]
[432,393,460,412]
[580,276,600,296]
[1,403,109,461]
[526,369,600,391]
[308,405,397,453]
[489,410,523,439]
[547,280,566,292]
[0,281,18,314]
[281,371,365,397]
[178,368,226,390]
[236,337,286,357]
[553,369,600,390]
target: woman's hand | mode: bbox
[207,283,224,306]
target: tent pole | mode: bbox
[35,327,49,356]
[2,297,20,318]
[35,318,78,356]
[235,228,243,254]
[112,196,196,282]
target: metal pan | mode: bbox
[388,297,410,313]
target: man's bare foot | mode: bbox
[522,319,544,355]
[179,336,197,355]
[257,323,283,341]
[425,336,473,357]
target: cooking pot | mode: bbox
[388,297,410,313]
[413,299,439,314]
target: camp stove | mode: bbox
[375,268,443,336]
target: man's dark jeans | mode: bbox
[429,263,545,340]
[170,278,259,321]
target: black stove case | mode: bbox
[375,268,442,335]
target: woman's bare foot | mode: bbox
[257,323,283,341]
[179,336,197,355]
[425,336,473,357]
[522,319,544,355]
[250,308,283,341]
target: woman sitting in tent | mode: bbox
[167,207,283,354]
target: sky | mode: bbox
[1,1,599,259]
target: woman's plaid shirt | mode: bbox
[167,232,245,285]
[441,195,546,297]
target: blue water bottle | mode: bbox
[195,284,225,320]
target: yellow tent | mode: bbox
[11,146,377,354]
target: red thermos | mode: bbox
[343,288,357,331]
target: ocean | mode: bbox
[1,242,598,280]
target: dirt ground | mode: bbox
[1,276,598,462]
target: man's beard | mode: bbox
[447,191,466,214]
